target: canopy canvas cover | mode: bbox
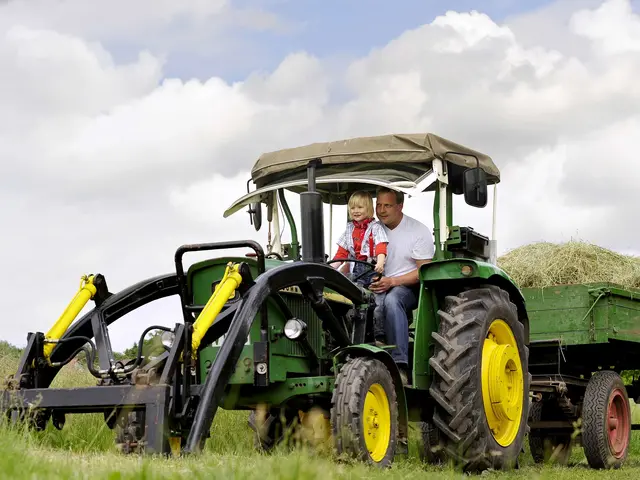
[224,132,499,218]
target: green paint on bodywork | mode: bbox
[187,256,353,386]
[419,258,516,286]
[411,287,437,391]
[523,282,640,346]
[220,376,335,409]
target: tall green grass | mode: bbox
[2,340,640,479]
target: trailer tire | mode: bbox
[331,357,398,467]
[582,370,631,469]
[429,285,529,473]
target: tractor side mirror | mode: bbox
[463,167,488,208]
[248,202,262,231]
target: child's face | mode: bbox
[350,203,367,221]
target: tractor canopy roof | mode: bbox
[224,132,499,218]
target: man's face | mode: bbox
[376,192,403,228]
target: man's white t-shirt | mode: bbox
[381,214,435,277]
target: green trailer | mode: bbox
[524,282,640,469]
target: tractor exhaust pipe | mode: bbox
[300,159,325,263]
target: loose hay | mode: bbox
[497,240,640,289]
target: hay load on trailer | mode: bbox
[498,240,640,469]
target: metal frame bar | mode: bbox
[1,384,171,454]
[91,310,114,373]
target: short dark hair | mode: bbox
[376,187,404,205]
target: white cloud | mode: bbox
[571,0,640,53]
[1,0,640,351]
[0,0,288,46]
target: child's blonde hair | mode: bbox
[348,190,374,219]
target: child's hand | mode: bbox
[374,253,385,273]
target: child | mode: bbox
[331,190,388,343]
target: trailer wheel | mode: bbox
[582,370,631,469]
[331,357,398,467]
[429,285,529,473]
[528,400,573,465]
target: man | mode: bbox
[369,187,434,385]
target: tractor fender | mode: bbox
[419,259,530,344]
[333,345,409,454]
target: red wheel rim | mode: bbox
[606,388,630,458]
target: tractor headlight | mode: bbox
[284,318,307,340]
[161,331,175,349]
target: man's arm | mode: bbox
[369,258,431,293]
[388,258,431,287]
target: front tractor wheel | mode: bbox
[428,285,529,473]
[331,357,398,467]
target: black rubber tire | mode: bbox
[428,285,530,473]
[115,410,146,454]
[582,370,631,469]
[528,400,572,465]
[248,408,298,452]
[331,357,398,467]
[419,419,447,464]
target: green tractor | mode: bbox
[3,133,530,473]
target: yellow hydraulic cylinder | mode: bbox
[43,275,97,359]
[191,263,243,354]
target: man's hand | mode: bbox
[369,276,395,293]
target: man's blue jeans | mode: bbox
[381,285,418,368]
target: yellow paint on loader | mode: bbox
[190,262,243,354]
[43,275,97,360]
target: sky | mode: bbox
[1,0,639,352]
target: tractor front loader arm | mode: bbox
[9,273,179,390]
[183,261,367,454]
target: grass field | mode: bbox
[2,341,640,479]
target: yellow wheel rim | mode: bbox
[481,319,524,447]
[362,383,391,462]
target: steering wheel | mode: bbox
[325,259,382,283]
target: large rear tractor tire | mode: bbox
[331,357,398,467]
[428,285,529,473]
[582,370,631,469]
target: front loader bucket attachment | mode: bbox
[1,273,183,455]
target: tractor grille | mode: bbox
[280,293,323,357]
